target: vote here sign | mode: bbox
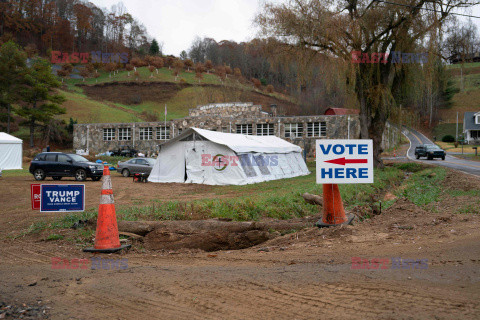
[316,140,373,184]
[40,184,85,212]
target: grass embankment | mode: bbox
[1,168,30,177]
[396,163,446,206]
[435,141,480,153]
[24,161,480,244]
[25,163,405,238]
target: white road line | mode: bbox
[402,128,480,179]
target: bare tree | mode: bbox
[257,0,477,167]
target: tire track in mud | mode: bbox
[152,279,480,319]
[59,277,211,320]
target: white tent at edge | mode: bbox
[0,132,23,170]
[148,128,310,185]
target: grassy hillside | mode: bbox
[59,90,142,123]
[440,62,480,124]
[65,66,222,87]
[54,66,296,125]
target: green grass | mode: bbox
[453,154,480,162]
[456,203,480,215]
[394,162,424,172]
[24,164,406,236]
[449,189,480,197]
[46,233,64,241]
[433,123,458,141]
[1,168,29,176]
[399,167,447,206]
[447,62,480,69]
[58,90,141,123]
[65,67,224,87]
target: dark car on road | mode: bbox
[110,145,138,157]
[415,144,446,160]
[117,158,155,177]
[29,152,104,181]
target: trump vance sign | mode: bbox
[316,140,374,184]
[40,185,85,212]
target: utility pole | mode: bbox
[347,116,350,139]
[456,112,459,142]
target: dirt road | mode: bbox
[1,171,479,319]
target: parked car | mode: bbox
[110,145,138,157]
[415,144,446,160]
[117,158,155,177]
[29,152,104,181]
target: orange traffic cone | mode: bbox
[316,184,354,228]
[84,166,131,253]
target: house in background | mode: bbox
[463,112,480,143]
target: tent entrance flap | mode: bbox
[185,142,206,184]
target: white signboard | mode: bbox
[316,139,374,184]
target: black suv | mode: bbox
[29,152,104,181]
[415,144,446,160]
[110,145,137,157]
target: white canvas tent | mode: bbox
[0,132,23,170]
[148,128,310,185]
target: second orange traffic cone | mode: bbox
[84,166,131,253]
[316,184,354,228]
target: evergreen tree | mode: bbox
[149,39,160,56]
[16,59,66,147]
[0,41,27,133]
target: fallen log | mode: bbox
[302,193,323,206]
[115,218,319,252]
[119,231,144,241]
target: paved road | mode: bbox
[403,127,480,177]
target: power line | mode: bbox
[375,0,480,19]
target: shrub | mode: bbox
[442,135,455,142]
[128,95,142,105]
[266,84,274,93]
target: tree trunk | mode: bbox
[114,218,319,252]
[7,103,11,134]
[29,117,35,148]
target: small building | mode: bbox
[324,108,360,115]
[463,111,480,144]
[73,102,362,156]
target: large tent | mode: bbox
[148,128,310,185]
[0,132,23,170]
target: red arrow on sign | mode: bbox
[325,157,368,166]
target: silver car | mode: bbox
[117,158,156,177]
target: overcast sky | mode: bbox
[92,0,263,55]
[92,0,480,56]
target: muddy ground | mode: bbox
[1,165,479,319]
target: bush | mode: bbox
[442,135,455,142]
[128,95,142,105]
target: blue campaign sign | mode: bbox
[40,184,85,212]
[316,139,374,184]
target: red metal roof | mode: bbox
[324,108,360,115]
